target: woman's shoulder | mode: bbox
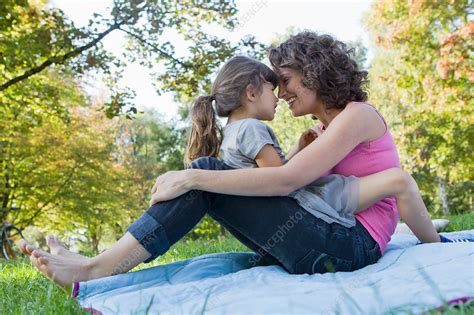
[333,102,382,125]
[345,102,380,116]
[334,102,387,142]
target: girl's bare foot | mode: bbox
[46,235,88,261]
[29,249,94,288]
[18,239,37,256]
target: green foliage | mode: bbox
[0,0,265,116]
[346,38,368,70]
[112,110,188,222]
[365,0,473,214]
[0,69,87,222]
[185,214,227,241]
[1,96,136,253]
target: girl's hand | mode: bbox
[150,170,193,206]
[298,126,323,150]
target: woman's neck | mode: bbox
[312,106,343,127]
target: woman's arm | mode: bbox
[285,143,301,161]
[150,105,383,203]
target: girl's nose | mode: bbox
[278,84,286,98]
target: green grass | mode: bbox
[1,214,473,315]
[146,236,250,267]
[443,212,474,233]
[0,260,87,314]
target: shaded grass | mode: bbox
[443,212,474,232]
[1,213,472,315]
[0,260,87,314]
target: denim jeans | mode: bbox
[128,157,381,274]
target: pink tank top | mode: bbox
[325,102,401,254]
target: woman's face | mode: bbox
[277,68,319,117]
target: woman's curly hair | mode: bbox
[268,31,369,110]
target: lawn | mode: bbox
[1,212,473,315]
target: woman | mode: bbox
[22,32,420,288]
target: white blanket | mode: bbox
[77,230,474,314]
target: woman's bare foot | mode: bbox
[29,249,94,288]
[46,235,88,261]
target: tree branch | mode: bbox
[117,27,188,68]
[0,23,122,92]
[20,163,79,227]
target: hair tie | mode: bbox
[209,95,216,101]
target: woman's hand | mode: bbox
[149,170,193,206]
[298,126,324,151]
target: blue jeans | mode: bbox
[128,157,381,274]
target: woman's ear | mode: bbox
[245,84,258,102]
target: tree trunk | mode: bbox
[89,225,102,255]
[438,177,450,215]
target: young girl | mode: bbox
[185,55,451,244]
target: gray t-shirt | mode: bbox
[220,118,287,169]
[219,118,358,228]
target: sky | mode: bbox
[52,0,374,120]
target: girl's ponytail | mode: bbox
[184,95,222,166]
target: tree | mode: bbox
[347,38,368,70]
[365,0,473,214]
[114,111,188,216]
[1,0,265,115]
[0,68,85,218]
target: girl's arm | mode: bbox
[150,105,383,203]
[286,126,324,160]
[255,144,285,167]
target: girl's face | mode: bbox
[252,81,279,121]
[277,68,319,117]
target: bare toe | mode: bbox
[26,244,36,254]
[38,256,48,265]
[18,239,36,256]
[31,249,47,259]
[45,235,88,261]
[47,235,62,247]
[29,254,40,267]
[29,251,91,288]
